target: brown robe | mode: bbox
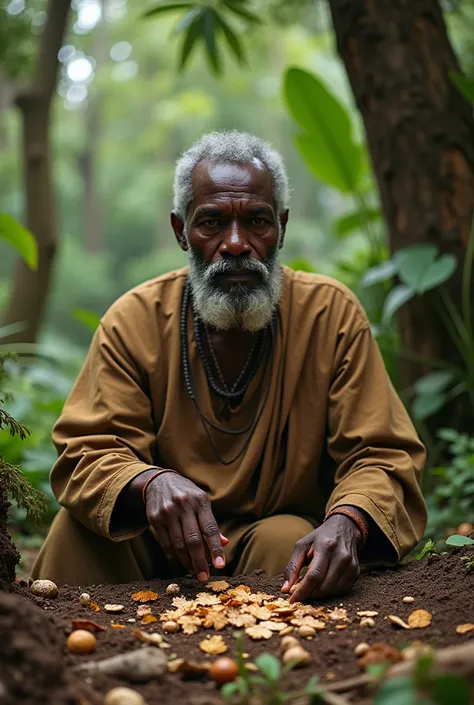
[32,266,427,585]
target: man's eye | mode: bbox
[202,219,219,227]
[252,217,267,226]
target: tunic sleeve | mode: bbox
[325,324,427,563]
[50,318,158,541]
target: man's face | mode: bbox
[172,159,289,331]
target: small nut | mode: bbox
[80,592,91,606]
[298,626,316,639]
[104,687,146,705]
[279,626,294,636]
[163,621,179,633]
[354,642,370,656]
[280,635,300,653]
[282,646,311,668]
[360,617,375,628]
[165,583,180,596]
[30,579,58,599]
[403,596,415,604]
[67,630,96,654]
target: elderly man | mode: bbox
[32,131,426,601]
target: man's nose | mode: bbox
[220,220,251,257]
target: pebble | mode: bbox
[30,580,58,599]
[165,584,180,596]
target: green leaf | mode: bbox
[0,213,37,270]
[220,682,240,701]
[374,675,418,705]
[334,208,382,237]
[179,12,205,70]
[416,539,435,560]
[142,1,194,18]
[255,653,280,682]
[71,307,101,332]
[395,245,457,294]
[432,673,470,705]
[284,67,363,193]
[361,260,397,287]
[304,675,321,696]
[412,391,446,421]
[446,534,474,547]
[414,370,455,396]
[450,71,474,106]
[202,9,221,75]
[172,6,202,34]
[382,284,415,324]
[214,12,245,64]
[222,1,263,24]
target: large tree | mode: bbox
[327,0,474,428]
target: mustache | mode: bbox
[203,255,271,282]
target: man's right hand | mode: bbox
[144,472,228,582]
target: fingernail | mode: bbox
[198,571,208,582]
[281,581,289,592]
[215,556,225,568]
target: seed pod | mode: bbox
[30,579,58,599]
[163,621,179,634]
[280,635,300,652]
[165,583,180,596]
[354,642,370,656]
[104,687,146,705]
[282,646,311,668]
[298,626,316,639]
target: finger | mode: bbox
[289,547,330,603]
[153,524,174,558]
[282,538,310,593]
[333,556,360,596]
[198,508,227,570]
[181,513,211,581]
[312,552,359,598]
[220,534,229,546]
[168,517,193,574]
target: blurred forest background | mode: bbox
[2,0,474,571]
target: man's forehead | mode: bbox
[190,158,274,205]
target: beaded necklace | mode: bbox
[180,278,277,465]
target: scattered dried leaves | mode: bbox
[291,617,326,631]
[71,619,106,632]
[407,609,432,629]
[136,605,152,618]
[88,601,100,613]
[227,610,256,628]
[172,597,196,612]
[328,608,348,621]
[456,624,474,634]
[199,635,228,654]
[244,605,272,620]
[207,581,230,592]
[258,620,287,632]
[141,614,158,625]
[195,593,221,606]
[131,590,159,603]
[202,612,228,630]
[245,625,273,640]
[178,616,202,635]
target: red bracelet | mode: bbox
[141,468,179,505]
[325,507,369,548]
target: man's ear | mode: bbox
[278,209,289,249]
[171,211,188,251]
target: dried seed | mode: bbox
[360,617,375,628]
[282,646,311,668]
[165,584,180,596]
[163,621,179,634]
[298,626,316,639]
[80,592,91,606]
[403,596,415,604]
[104,604,125,613]
[353,642,370,656]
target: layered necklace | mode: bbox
[181,277,277,465]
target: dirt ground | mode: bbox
[2,547,474,705]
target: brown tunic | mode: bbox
[32,266,427,585]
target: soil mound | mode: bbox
[0,496,19,591]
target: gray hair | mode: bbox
[173,130,290,220]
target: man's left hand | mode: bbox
[281,515,363,603]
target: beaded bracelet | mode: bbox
[141,468,179,505]
[325,507,368,549]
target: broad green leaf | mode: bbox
[0,213,37,270]
[172,6,202,34]
[382,284,415,323]
[450,71,474,106]
[179,13,205,70]
[432,673,469,705]
[222,1,263,24]
[334,208,382,237]
[412,391,446,420]
[361,260,397,287]
[214,12,245,64]
[414,370,455,396]
[203,9,221,75]
[71,307,101,332]
[255,653,280,682]
[284,68,363,193]
[395,244,457,293]
[142,1,194,18]
[446,534,474,547]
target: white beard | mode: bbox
[187,248,282,332]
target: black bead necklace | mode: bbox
[180,278,277,465]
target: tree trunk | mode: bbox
[1,0,71,345]
[327,0,474,430]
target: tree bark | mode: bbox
[327,0,474,431]
[1,0,71,345]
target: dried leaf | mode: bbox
[195,592,221,606]
[227,586,252,603]
[111,623,126,629]
[357,611,379,618]
[199,635,228,655]
[178,615,202,635]
[131,628,164,645]
[245,625,273,640]
[407,609,432,629]
[244,605,272,620]
[168,658,211,676]
[328,607,348,621]
[160,609,185,622]
[104,604,125,613]
[227,610,256,628]
[88,601,100,613]
[137,605,152,617]
[202,612,228,630]
[251,592,276,603]
[207,581,230,592]
[335,624,348,630]
[172,597,196,612]
[291,617,326,631]
[71,619,106,632]
[387,615,411,630]
[258,620,287,632]
[131,590,159,603]
[231,584,251,594]
[141,614,158,624]
[456,623,474,634]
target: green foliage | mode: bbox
[142,0,261,74]
[334,208,382,238]
[445,534,474,547]
[416,539,438,561]
[450,71,474,104]
[0,214,37,270]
